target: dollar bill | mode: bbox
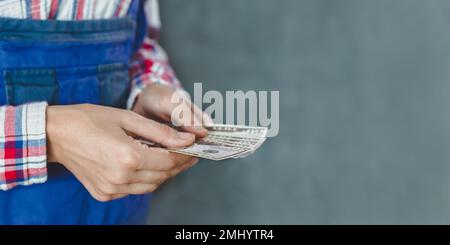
[138,124,268,161]
[205,124,268,138]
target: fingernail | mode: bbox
[196,127,208,135]
[178,132,195,141]
[203,114,214,126]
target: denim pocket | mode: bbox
[4,69,59,106]
[97,63,130,108]
[3,63,129,107]
[57,63,129,107]
[57,66,99,105]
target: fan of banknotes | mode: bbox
[138,124,268,161]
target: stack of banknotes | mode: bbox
[139,124,268,161]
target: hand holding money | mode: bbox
[132,84,267,160]
[139,124,268,161]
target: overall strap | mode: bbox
[128,0,141,19]
[132,0,149,53]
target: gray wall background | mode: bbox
[149,0,450,224]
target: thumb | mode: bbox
[120,111,195,148]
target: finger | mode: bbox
[126,183,159,195]
[110,194,127,200]
[167,157,199,177]
[111,158,199,195]
[130,170,167,183]
[121,111,195,148]
[178,100,208,137]
[180,121,208,138]
[191,102,214,126]
[138,147,195,171]
[131,157,198,187]
[165,93,209,137]
[108,183,156,195]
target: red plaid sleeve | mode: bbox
[0,102,48,191]
[127,0,182,109]
[127,37,182,109]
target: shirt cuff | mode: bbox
[0,102,48,191]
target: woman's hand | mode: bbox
[132,83,213,138]
[46,104,197,202]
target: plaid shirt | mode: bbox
[0,0,180,190]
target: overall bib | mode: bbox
[0,0,152,224]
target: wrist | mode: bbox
[46,106,63,163]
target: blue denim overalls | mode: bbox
[0,0,152,224]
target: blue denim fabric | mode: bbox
[0,0,152,224]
